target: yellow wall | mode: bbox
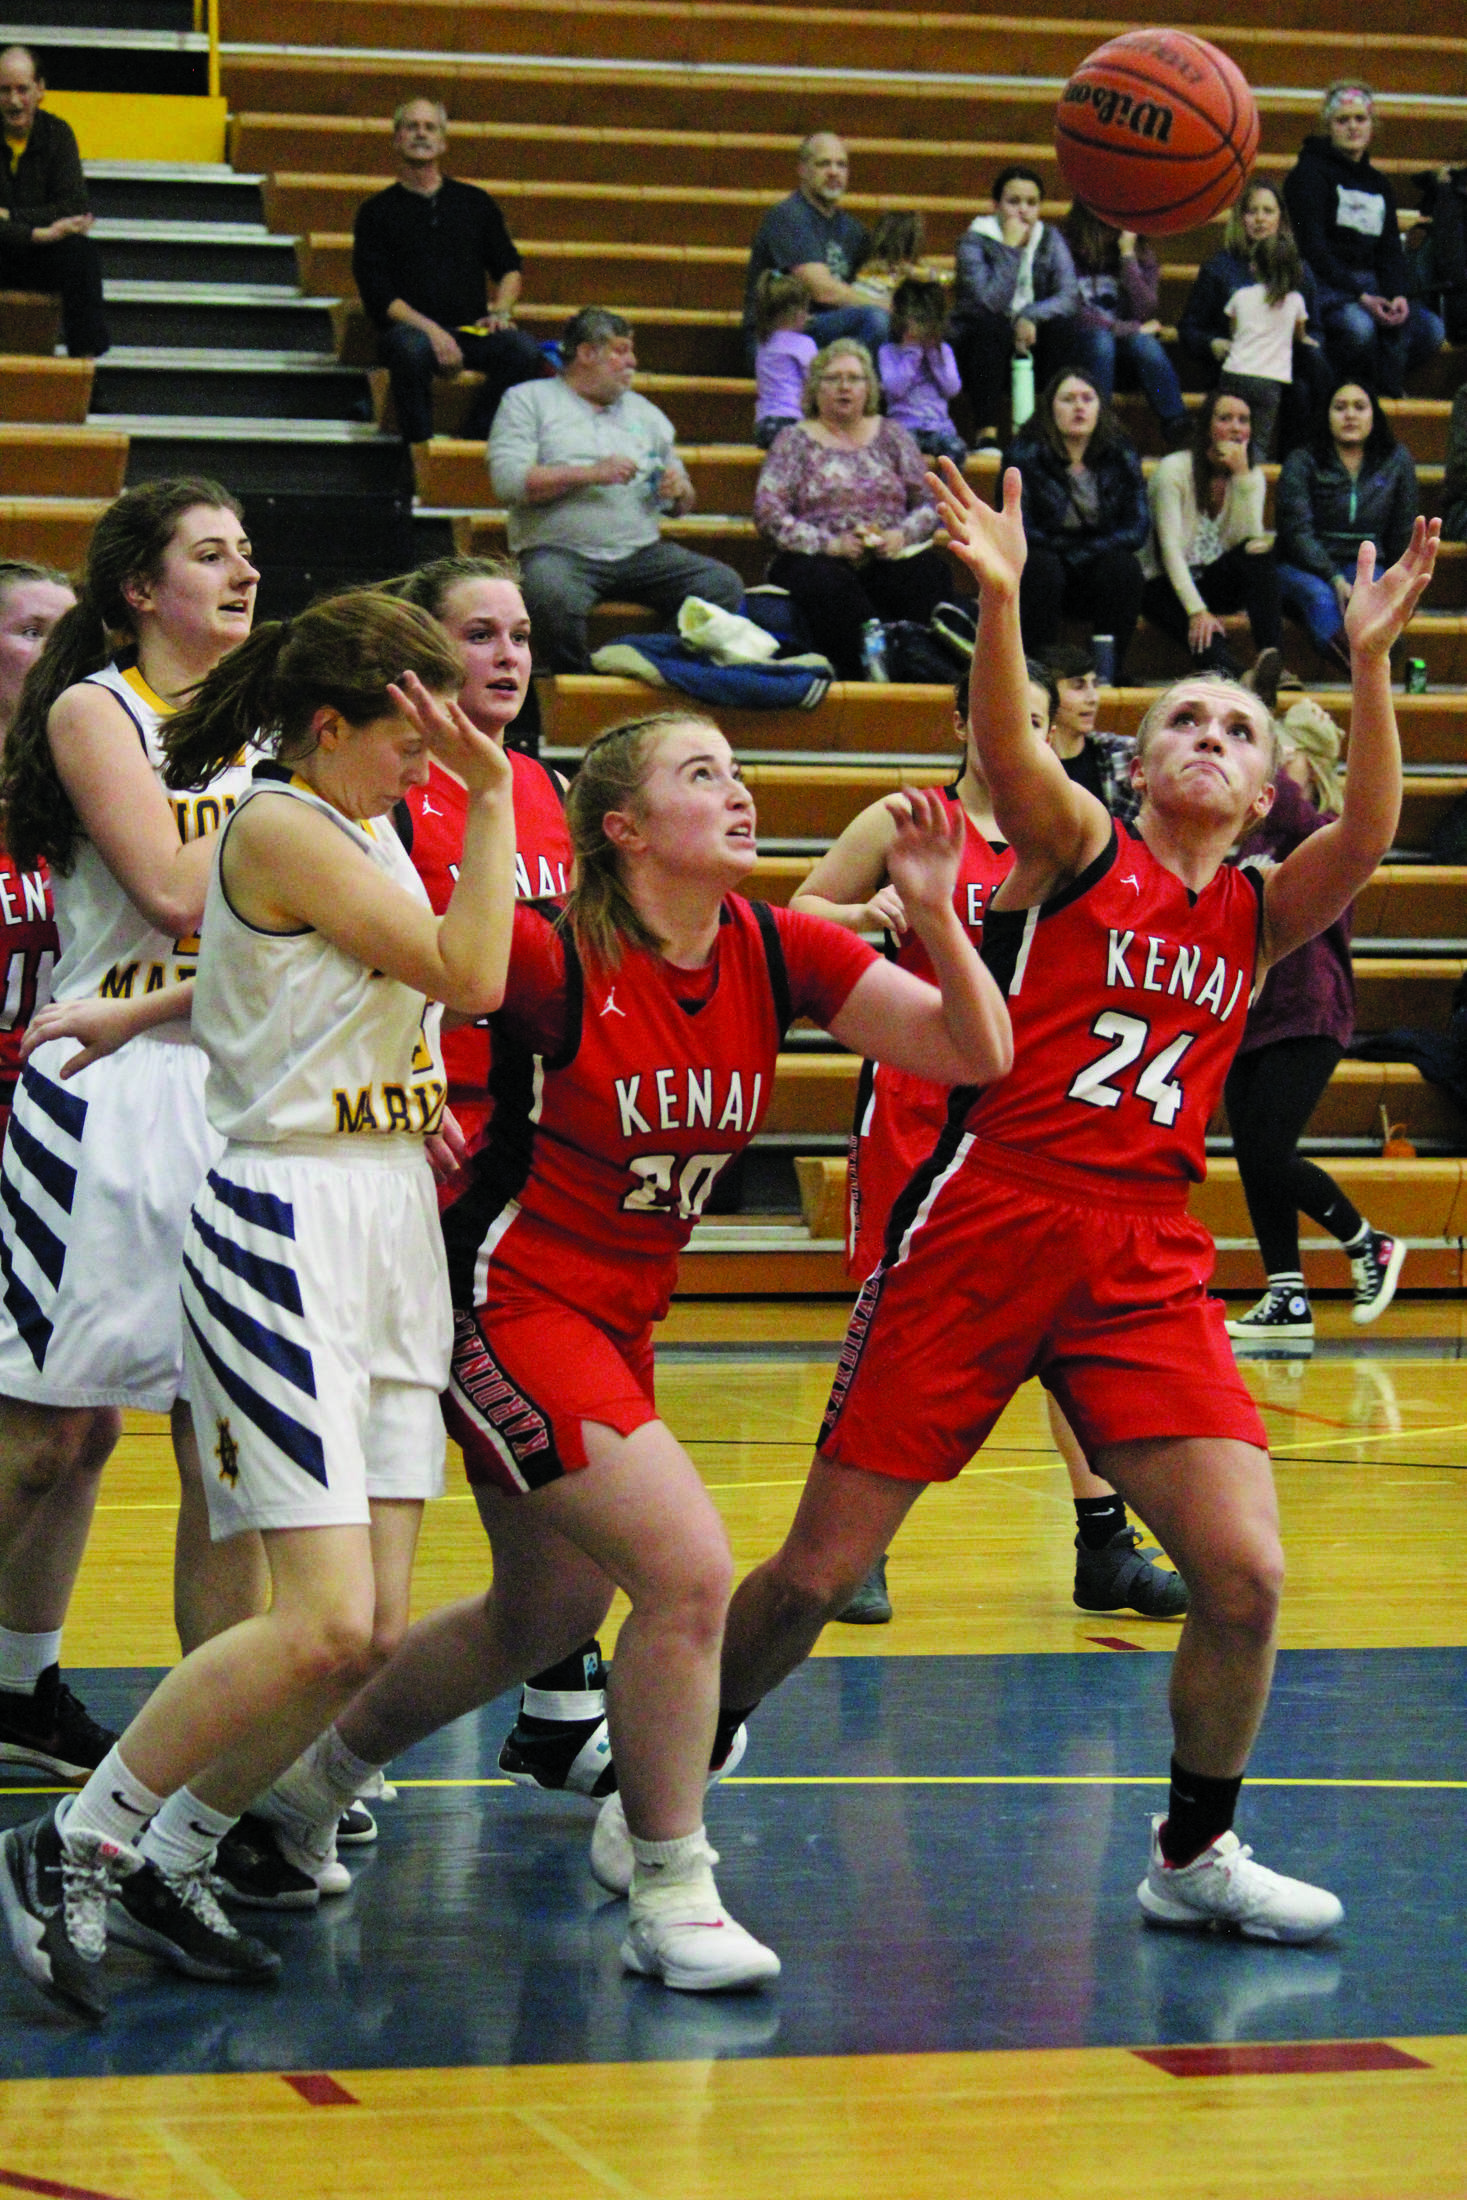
[45,91,227,164]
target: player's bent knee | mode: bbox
[2,1408,115,1501]
[1194,1533,1284,1639]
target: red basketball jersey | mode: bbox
[848,798,1013,1276]
[0,849,56,1117]
[403,751,572,1103]
[961,822,1262,1185]
[442,896,874,1330]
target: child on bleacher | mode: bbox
[852,210,929,308]
[878,277,967,466]
[1217,211,1315,463]
[753,271,817,449]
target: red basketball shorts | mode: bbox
[821,1134,1267,1482]
[847,1065,946,1282]
[443,1273,658,1496]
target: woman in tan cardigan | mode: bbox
[1139,387,1282,674]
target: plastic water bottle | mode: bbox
[1091,634,1116,686]
[1010,350,1035,431]
[861,618,890,682]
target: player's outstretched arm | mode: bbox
[930,461,1106,893]
[826,787,1013,1088]
[1262,517,1438,967]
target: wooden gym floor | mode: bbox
[0,1293,1462,2199]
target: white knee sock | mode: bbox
[0,1626,62,1693]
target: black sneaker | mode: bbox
[336,1801,377,1846]
[1350,1228,1405,1326]
[212,1813,318,1911]
[1074,1527,1189,1620]
[499,1710,615,1796]
[835,1554,892,1624]
[0,1666,119,1778]
[1225,1281,1314,1347]
[0,1805,129,2022]
[110,1857,280,1983]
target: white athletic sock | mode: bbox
[0,1626,62,1693]
[1266,1271,1307,1289]
[629,1826,711,1884]
[276,1725,381,1823]
[1342,1221,1373,1252]
[68,1745,165,1850]
[139,1787,237,1880]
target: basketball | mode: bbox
[1054,28,1260,236]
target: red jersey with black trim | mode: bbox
[403,751,572,1101]
[441,895,875,1330]
[0,848,56,1117]
[963,822,1263,1185]
[848,795,1013,1276]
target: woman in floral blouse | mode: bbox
[753,340,948,678]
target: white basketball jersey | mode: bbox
[51,660,253,1022]
[193,771,447,1145]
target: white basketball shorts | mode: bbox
[0,1034,221,1413]
[180,1139,451,1539]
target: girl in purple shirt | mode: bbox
[877,278,967,467]
[753,272,818,450]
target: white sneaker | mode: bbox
[356,1766,397,1804]
[255,1793,351,1898]
[589,1722,748,1897]
[1136,1817,1343,1943]
[622,1860,780,1993]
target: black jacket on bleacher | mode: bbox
[352,176,522,332]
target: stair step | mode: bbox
[94,413,382,442]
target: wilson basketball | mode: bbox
[1054,28,1260,236]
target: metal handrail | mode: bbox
[207,0,220,98]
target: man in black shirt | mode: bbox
[0,46,108,357]
[352,96,548,444]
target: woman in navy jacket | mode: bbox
[1004,367,1148,677]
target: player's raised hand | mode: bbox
[1345,516,1440,661]
[927,459,1026,599]
[883,785,964,922]
[390,671,514,801]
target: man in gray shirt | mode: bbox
[489,307,744,672]
[741,133,886,365]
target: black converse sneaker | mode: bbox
[0,1666,119,1778]
[1074,1527,1188,1619]
[111,1856,281,1983]
[1225,1280,1313,1347]
[212,1812,318,1910]
[1349,1228,1405,1326]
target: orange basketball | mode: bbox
[1055,28,1260,237]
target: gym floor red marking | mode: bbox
[1134,2041,1431,2078]
[1088,1635,1144,1651]
[0,2171,135,2200]
[283,2073,359,2105]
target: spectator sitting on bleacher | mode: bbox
[1442,380,1467,541]
[752,338,945,681]
[877,278,966,467]
[1177,182,1330,462]
[851,210,929,309]
[1005,368,1147,678]
[1037,643,1140,827]
[1275,379,1419,670]
[0,46,107,358]
[1061,203,1188,447]
[742,133,887,369]
[1283,79,1444,400]
[1139,387,1282,676]
[753,271,817,450]
[489,306,744,675]
[950,166,1077,449]
[352,95,548,446]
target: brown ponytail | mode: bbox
[164,590,464,790]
